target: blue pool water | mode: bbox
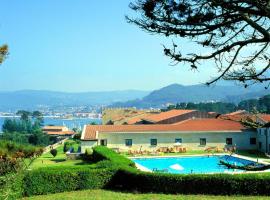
[132,155,258,174]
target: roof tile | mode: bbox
[142,109,196,123]
[82,119,247,140]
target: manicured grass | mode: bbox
[23,189,269,200]
[29,140,91,169]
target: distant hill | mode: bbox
[110,84,268,108]
[0,90,149,110]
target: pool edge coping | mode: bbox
[130,153,270,174]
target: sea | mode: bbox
[0,117,102,132]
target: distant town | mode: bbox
[0,105,102,119]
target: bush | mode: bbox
[82,148,93,161]
[92,146,135,167]
[50,149,57,157]
[0,172,24,199]
[23,167,117,196]
[0,156,22,176]
[63,141,71,153]
[19,145,270,196]
[73,133,81,140]
[112,168,270,195]
[63,141,78,153]
[0,140,42,158]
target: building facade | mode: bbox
[81,119,257,153]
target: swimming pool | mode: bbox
[132,155,260,174]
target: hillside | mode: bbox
[0,90,149,110]
[111,84,268,108]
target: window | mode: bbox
[175,138,182,144]
[226,138,233,145]
[150,139,157,146]
[250,138,256,145]
[100,139,107,146]
[259,142,262,149]
[200,138,206,146]
[125,139,132,146]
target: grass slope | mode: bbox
[23,189,269,200]
[29,140,89,169]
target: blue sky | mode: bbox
[0,0,217,92]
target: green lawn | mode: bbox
[29,140,91,169]
[22,189,269,200]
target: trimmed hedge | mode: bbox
[92,146,135,167]
[23,167,117,196]
[91,147,270,195]
[20,146,270,196]
[112,167,270,195]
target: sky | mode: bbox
[0,0,218,92]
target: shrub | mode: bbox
[23,167,117,196]
[81,148,93,162]
[92,146,135,167]
[0,156,22,176]
[73,133,81,140]
[0,172,24,199]
[112,168,270,195]
[63,142,69,153]
[50,149,57,157]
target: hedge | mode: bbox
[92,146,135,167]
[92,147,270,195]
[111,167,270,195]
[20,146,270,196]
[23,167,117,196]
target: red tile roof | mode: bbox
[224,110,247,116]
[258,114,270,123]
[126,113,153,124]
[46,131,75,135]
[82,119,247,140]
[42,126,66,130]
[141,109,196,123]
[219,114,247,122]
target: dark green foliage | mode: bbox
[16,110,31,121]
[19,146,270,196]
[163,102,237,114]
[73,133,81,140]
[23,167,117,196]
[0,141,43,175]
[63,141,78,153]
[81,148,93,161]
[1,110,52,146]
[112,168,270,195]
[0,172,24,199]
[63,142,71,153]
[91,146,270,195]
[50,149,57,157]
[0,140,43,158]
[92,146,135,167]
[2,118,32,133]
[161,94,270,114]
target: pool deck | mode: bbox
[130,153,270,174]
